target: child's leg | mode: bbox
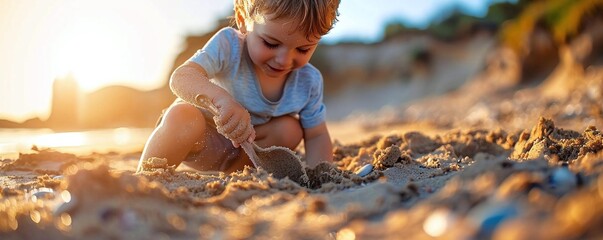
[137,102,208,171]
[138,111,303,173]
[138,101,250,173]
[254,115,303,149]
[180,119,247,172]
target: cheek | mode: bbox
[248,45,270,64]
[294,54,312,68]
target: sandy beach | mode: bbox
[4,3,603,237]
[2,53,603,240]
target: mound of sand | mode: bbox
[1,116,602,239]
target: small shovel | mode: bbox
[195,95,308,184]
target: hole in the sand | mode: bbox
[500,161,514,168]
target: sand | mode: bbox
[1,66,603,239]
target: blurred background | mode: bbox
[1,0,602,153]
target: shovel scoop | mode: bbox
[196,95,308,184]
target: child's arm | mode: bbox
[302,122,333,168]
[170,61,255,146]
[170,61,228,107]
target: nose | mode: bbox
[274,49,293,68]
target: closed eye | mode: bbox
[263,40,278,49]
[297,48,310,54]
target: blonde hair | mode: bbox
[234,0,340,39]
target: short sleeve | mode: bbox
[299,73,326,128]
[188,28,238,78]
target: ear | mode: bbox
[235,10,247,34]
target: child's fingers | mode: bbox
[217,117,249,144]
[247,129,255,143]
[215,107,234,127]
[240,123,255,143]
[231,123,252,144]
[211,99,253,146]
[220,115,240,135]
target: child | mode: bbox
[137,0,340,173]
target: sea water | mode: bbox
[0,128,152,158]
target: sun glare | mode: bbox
[52,17,136,92]
[1,0,231,122]
[32,132,88,148]
[0,128,150,157]
[48,0,172,93]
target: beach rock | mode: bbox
[355,164,373,177]
[30,188,55,201]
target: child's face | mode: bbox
[244,14,320,81]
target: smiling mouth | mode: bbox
[267,65,286,73]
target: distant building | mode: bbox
[47,74,80,129]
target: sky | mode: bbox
[0,0,512,123]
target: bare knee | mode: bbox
[160,103,207,139]
[139,103,208,170]
[255,115,302,149]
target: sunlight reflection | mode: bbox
[0,128,152,158]
[32,132,89,148]
[113,127,133,145]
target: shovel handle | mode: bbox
[194,94,220,116]
[240,142,260,168]
[194,94,260,168]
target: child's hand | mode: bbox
[212,97,255,147]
